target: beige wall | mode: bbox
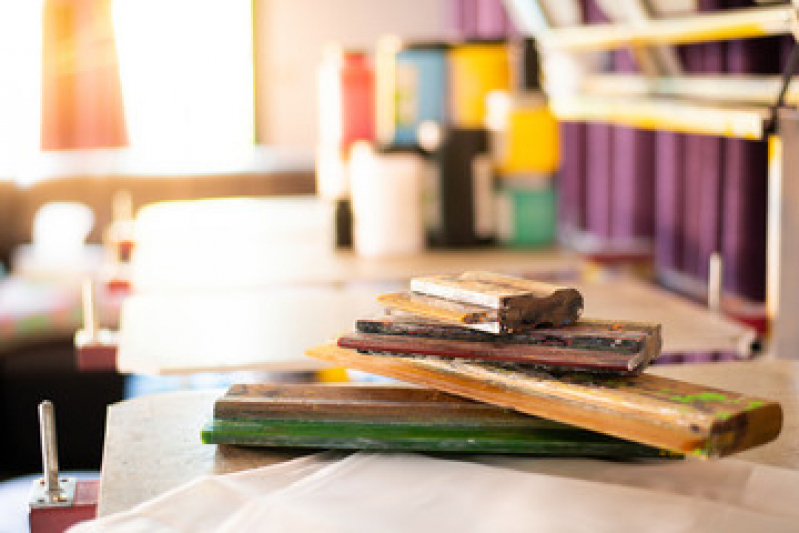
[255,0,449,149]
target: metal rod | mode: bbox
[82,279,97,340]
[38,401,61,500]
[708,252,723,313]
[766,134,782,337]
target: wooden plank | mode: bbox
[358,314,659,340]
[202,383,675,457]
[580,74,799,107]
[409,271,584,328]
[376,292,499,327]
[201,419,675,457]
[305,344,783,458]
[531,5,793,52]
[213,383,523,424]
[551,94,769,140]
[356,315,661,373]
[411,271,583,311]
[338,325,658,374]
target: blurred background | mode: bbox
[1,1,792,530]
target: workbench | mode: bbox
[96,359,799,517]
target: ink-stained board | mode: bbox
[376,290,575,335]
[353,315,661,374]
[410,271,584,328]
[201,384,674,457]
[306,344,782,458]
[338,332,651,374]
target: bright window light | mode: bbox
[0,1,43,179]
[112,0,254,165]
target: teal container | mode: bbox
[495,177,556,247]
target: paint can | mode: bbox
[389,42,450,147]
[349,143,426,257]
[495,173,556,248]
[449,40,510,128]
[318,45,375,150]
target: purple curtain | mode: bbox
[448,0,777,305]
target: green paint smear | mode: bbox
[201,419,681,458]
[691,448,709,457]
[670,392,728,404]
[747,401,765,410]
[715,411,731,421]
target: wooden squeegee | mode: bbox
[202,383,675,458]
[378,271,584,333]
[345,315,661,374]
[306,344,782,458]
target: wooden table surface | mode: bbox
[96,359,799,517]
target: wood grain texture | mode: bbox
[214,383,533,425]
[377,291,498,326]
[339,333,647,374]
[306,344,782,458]
[354,315,661,374]
[411,271,574,308]
[203,383,675,457]
[410,271,584,328]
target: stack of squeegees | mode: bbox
[204,271,782,459]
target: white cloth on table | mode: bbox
[69,452,799,533]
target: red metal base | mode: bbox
[75,344,118,372]
[29,480,99,533]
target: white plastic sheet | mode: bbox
[70,452,799,532]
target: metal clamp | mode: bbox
[29,401,76,509]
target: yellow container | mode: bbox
[315,367,350,383]
[449,42,510,128]
[488,92,560,174]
